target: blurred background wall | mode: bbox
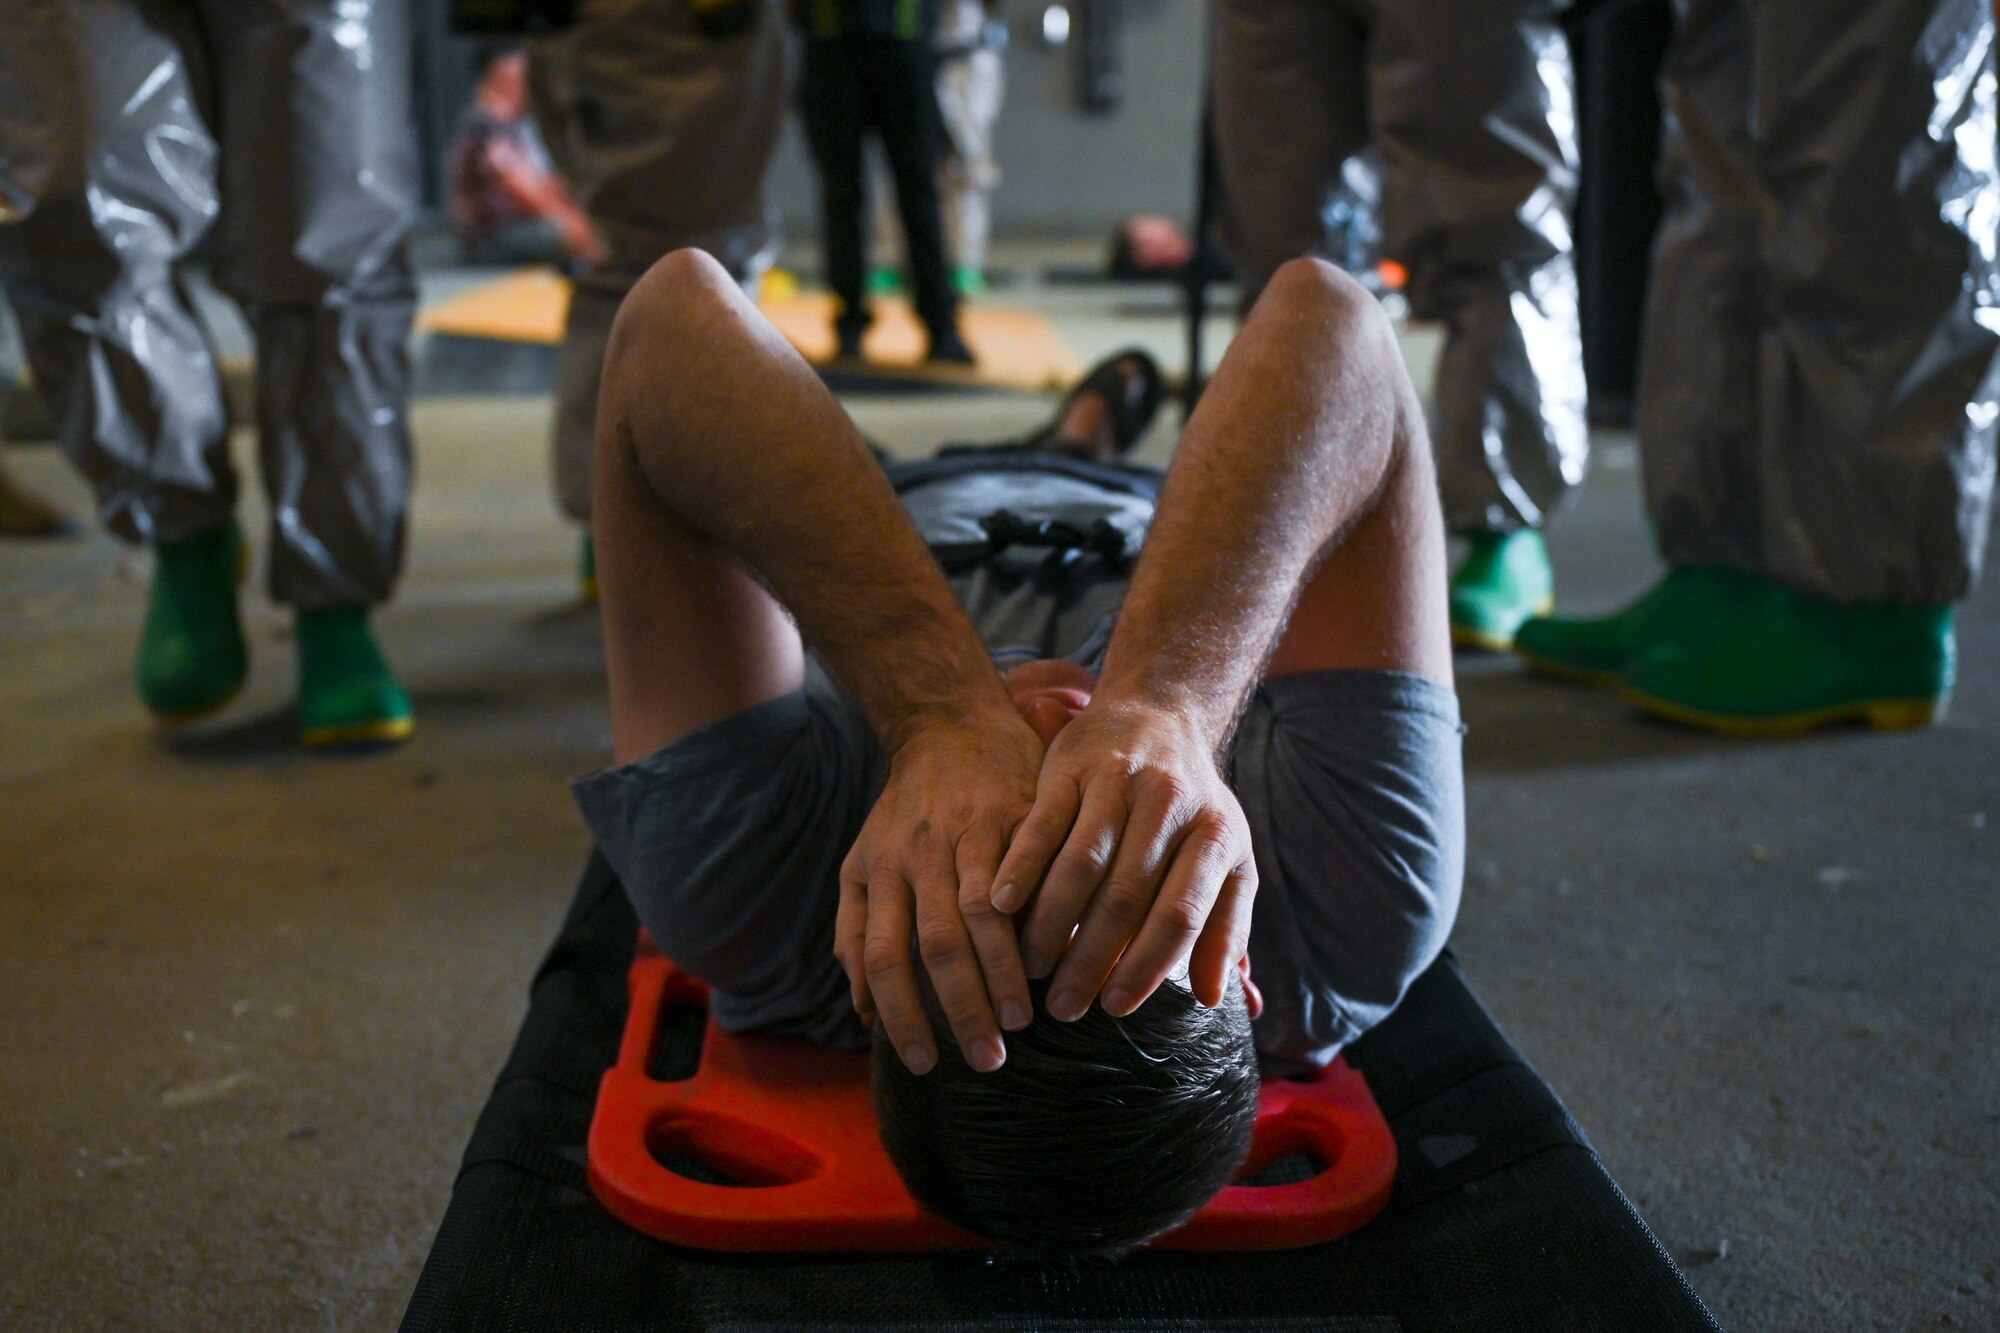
[418,0,1208,238]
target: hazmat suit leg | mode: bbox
[1516,0,1996,729]
[936,0,1003,281]
[864,35,1001,287]
[528,0,787,523]
[1365,0,1586,537]
[198,0,419,611]
[1641,0,2000,606]
[1212,0,1587,537]
[1211,0,1371,303]
[0,0,236,549]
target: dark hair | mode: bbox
[872,977,1261,1257]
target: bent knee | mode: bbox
[609,249,743,356]
[1261,256,1378,325]
[637,246,741,306]
[1266,257,1403,364]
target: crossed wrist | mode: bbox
[1086,679,1234,757]
[878,689,1018,760]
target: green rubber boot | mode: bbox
[137,522,248,721]
[1622,584,1954,734]
[1449,529,1553,650]
[1513,565,1752,686]
[580,531,598,603]
[296,607,414,749]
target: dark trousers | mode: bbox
[800,37,959,342]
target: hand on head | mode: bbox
[992,688,1257,1024]
[834,702,1043,1078]
[838,657,1260,1075]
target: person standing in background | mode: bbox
[1515,1,2000,734]
[447,45,608,271]
[527,0,790,598]
[935,0,1006,295]
[868,0,1007,296]
[796,0,976,364]
[0,0,420,748]
[1210,0,1587,653]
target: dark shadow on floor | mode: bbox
[161,707,303,761]
[1457,652,1759,774]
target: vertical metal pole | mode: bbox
[1076,0,1123,113]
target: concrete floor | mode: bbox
[0,266,1995,1331]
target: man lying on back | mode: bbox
[573,250,1464,1254]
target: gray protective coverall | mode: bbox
[1640,0,2000,606]
[529,0,788,522]
[0,0,417,608]
[1212,0,1587,536]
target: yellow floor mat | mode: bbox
[417,269,575,344]
[416,269,1081,392]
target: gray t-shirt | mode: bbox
[573,457,1465,1071]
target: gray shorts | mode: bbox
[573,664,1464,1070]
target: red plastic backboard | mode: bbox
[588,935,1397,1252]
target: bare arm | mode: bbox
[993,258,1448,1019]
[485,138,607,265]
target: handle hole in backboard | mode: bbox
[646,1112,822,1189]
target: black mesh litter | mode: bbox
[400,853,1721,1333]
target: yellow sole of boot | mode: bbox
[1450,623,1515,652]
[1619,688,1943,736]
[302,715,417,749]
[1449,597,1553,654]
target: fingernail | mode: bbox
[902,1044,936,1075]
[1050,989,1082,1022]
[1023,948,1051,977]
[1102,987,1134,1016]
[969,1036,1006,1072]
[993,882,1022,913]
[1000,1000,1030,1030]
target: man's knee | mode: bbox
[604,248,743,390]
[1258,256,1384,334]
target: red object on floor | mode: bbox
[588,935,1399,1252]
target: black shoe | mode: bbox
[836,328,866,360]
[1031,348,1165,460]
[926,328,977,366]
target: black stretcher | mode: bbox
[399,853,1723,1332]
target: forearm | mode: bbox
[1096,266,1412,748]
[604,254,1012,748]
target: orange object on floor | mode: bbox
[415,270,1082,392]
[588,935,1399,1253]
[415,268,574,344]
[758,292,1082,391]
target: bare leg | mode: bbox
[1205,262,1451,685]
[592,249,1039,1071]
[1134,256,1453,692]
[1000,259,1451,1017]
[1263,371,1453,687]
[590,257,816,763]
[592,248,1012,766]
